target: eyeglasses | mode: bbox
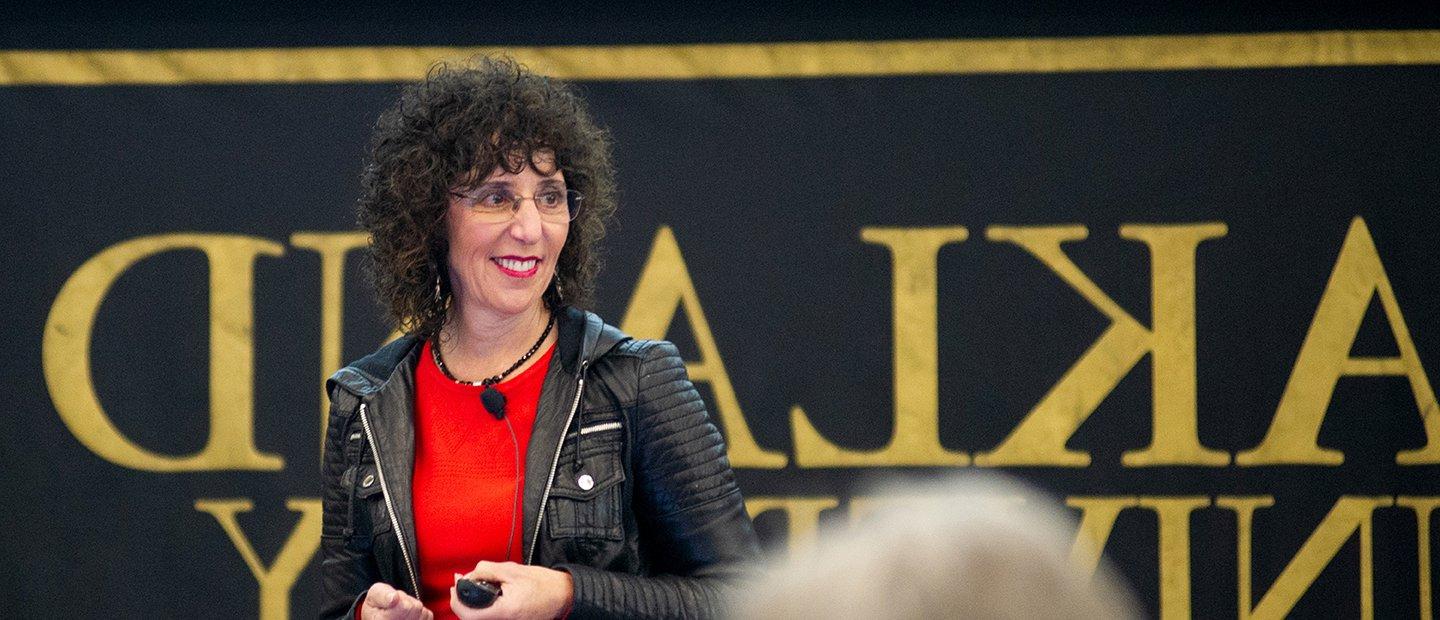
[449,188,583,223]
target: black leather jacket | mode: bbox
[320,307,760,619]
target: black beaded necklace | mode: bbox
[432,313,556,420]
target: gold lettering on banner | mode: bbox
[791,227,971,466]
[290,231,370,455]
[974,224,1229,467]
[621,226,785,468]
[195,498,323,620]
[1396,497,1440,620]
[1216,495,1391,620]
[43,234,285,471]
[1239,217,1440,465]
[745,496,840,550]
[1067,496,1135,572]
[1066,496,1208,620]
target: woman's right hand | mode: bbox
[360,582,433,620]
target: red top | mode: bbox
[411,339,553,619]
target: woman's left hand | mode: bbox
[451,561,574,619]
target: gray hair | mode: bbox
[731,474,1141,620]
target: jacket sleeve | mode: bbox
[319,385,379,620]
[556,340,762,619]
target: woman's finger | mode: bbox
[449,585,468,618]
[365,582,400,609]
[398,593,426,619]
[465,560,510,583]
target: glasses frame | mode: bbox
[448,188,583,223]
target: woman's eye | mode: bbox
[479,191,510,207]
[537,191,563,207]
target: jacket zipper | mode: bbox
[358,403,421,596]
[525,363,587,564]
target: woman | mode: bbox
[320,56,760,619]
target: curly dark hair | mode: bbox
[357,55,617,338]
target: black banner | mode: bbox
[3,28,1439,618]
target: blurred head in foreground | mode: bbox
[731,474,1139,620]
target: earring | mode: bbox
[429,271,450,322]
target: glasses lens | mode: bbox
[453,191,516,222]
[565,190,584,220]
[473,201,516,223]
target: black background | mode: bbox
[3,5,1439,617]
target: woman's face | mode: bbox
[444,152,570,321]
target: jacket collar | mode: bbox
[327,305,624,398]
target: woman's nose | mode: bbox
[508,197,544,242]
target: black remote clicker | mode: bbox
[456,577,501,609]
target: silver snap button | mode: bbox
[362,474,375,487]
[577,474,594,491]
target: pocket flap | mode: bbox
[547,461,624,500]
[353,463,384,499]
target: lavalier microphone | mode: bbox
[480,385,507,420]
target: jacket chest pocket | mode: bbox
[343,461,394,552]
[546,414,627,541]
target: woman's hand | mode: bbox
[450,561,574,619]
[361,582,433,620]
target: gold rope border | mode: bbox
[1,30,1438,85]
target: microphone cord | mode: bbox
[503,415,520,562]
